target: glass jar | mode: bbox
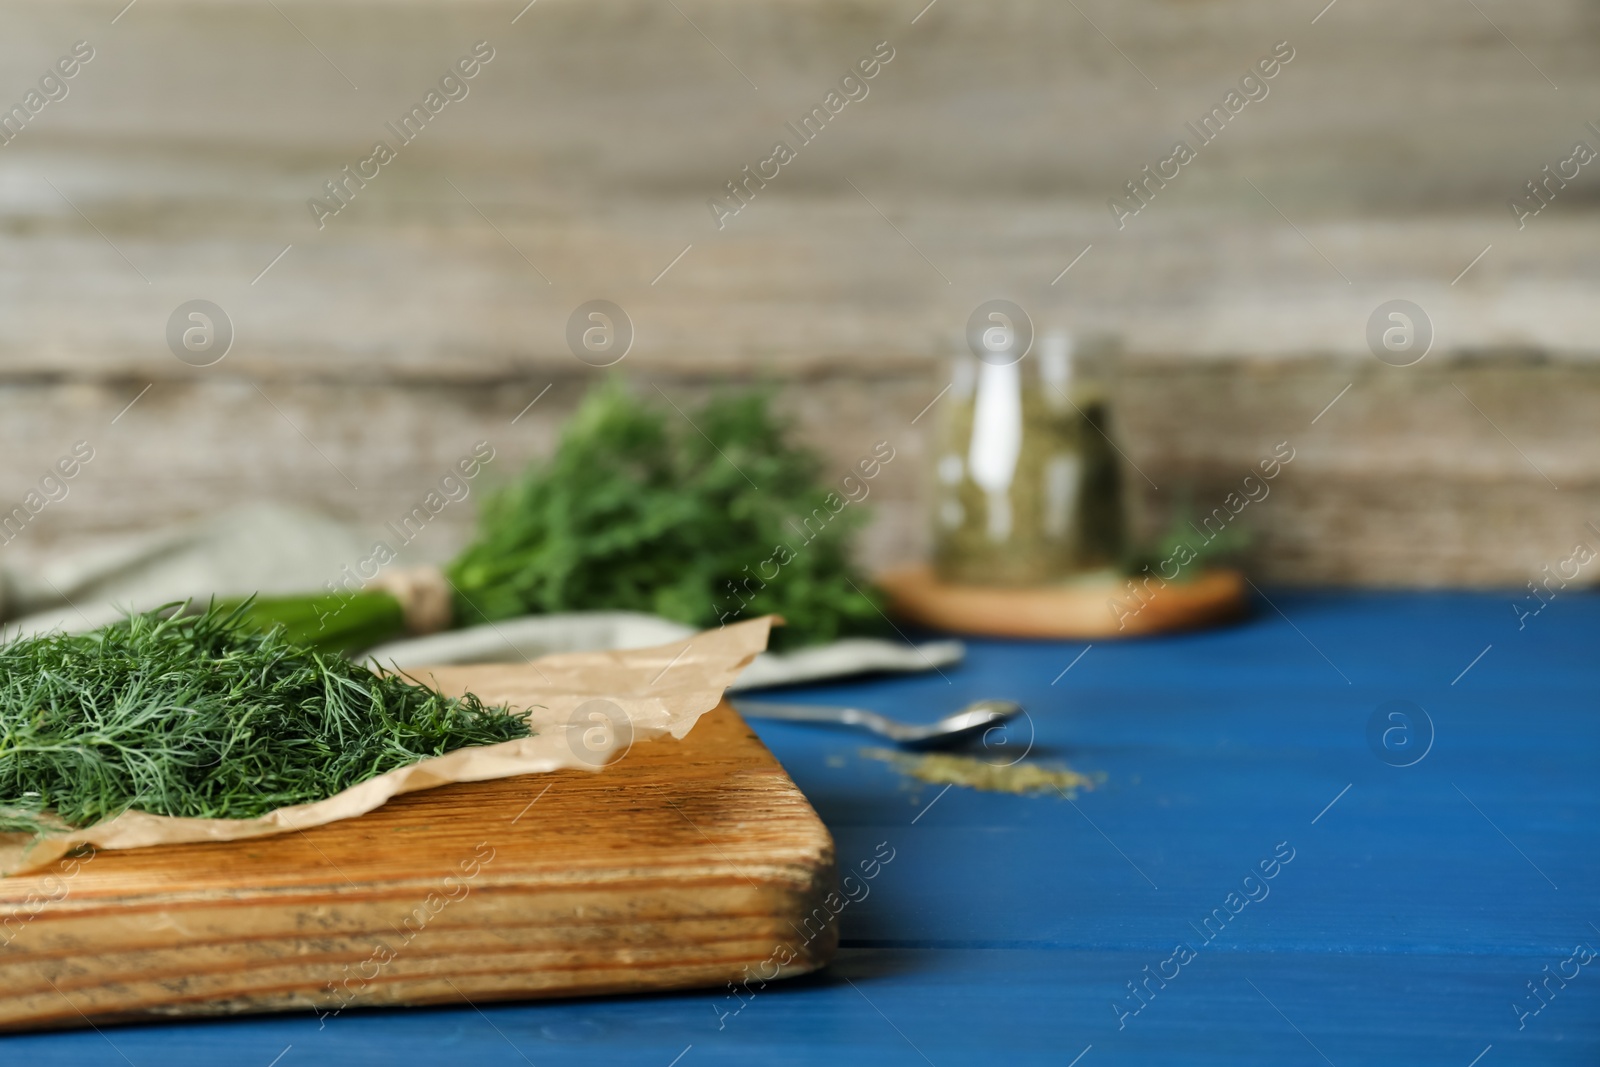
[933,331,1126,585]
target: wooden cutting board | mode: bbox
[0,700,837,1032]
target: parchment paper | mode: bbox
[0,616,775,876]
[362,611,964,691]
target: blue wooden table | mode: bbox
[7,591,1597,1066]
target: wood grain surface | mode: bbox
[877,565,1248,638]
[0,701,837,1032]
[0,0,1595,590]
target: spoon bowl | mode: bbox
[901,699,1024,750]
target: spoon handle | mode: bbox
[729,700,894,737]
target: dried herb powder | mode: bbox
[863,747,1097,797]
[0,602,530,837]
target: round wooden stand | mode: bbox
[875,565,1250,639]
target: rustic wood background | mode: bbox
[0,0,1595,586]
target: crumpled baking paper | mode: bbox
[0,616,774,876]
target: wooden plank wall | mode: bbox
[0,0,1595,586]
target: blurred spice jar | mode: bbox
[933,331,1126,585]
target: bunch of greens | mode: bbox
[0,602,529,836]
[1122,499,1253,580]
[227,383,886,654]
[447,383,885,651]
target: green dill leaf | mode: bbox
[448,382,887,651]
[1122,496,1253,580]
[0,601,530,837]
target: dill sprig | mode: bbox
[448,382,886,651]
[0,602,531,836]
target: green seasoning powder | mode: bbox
[862,748,1097,797]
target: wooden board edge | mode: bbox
[876,565,1250,638]
[0,703,841,1031]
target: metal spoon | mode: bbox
[730,698,1023,751]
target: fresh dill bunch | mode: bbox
[1122,497,1253,580]
[448,382,887,651]
[0,602,530,836]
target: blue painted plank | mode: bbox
[5,949,1595,1066]
[3,591,1596,1066]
